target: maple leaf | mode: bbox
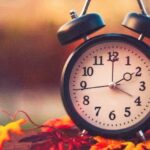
[41,116,75,132]
[90,136,124,150]
[20,116,96,150]
[20,128,95,150]
[90,137,150,150]
[135,140,150,150]
[90,141,135,150]
[121,141,150,150]
[19,116,150,150]
[145,130,150,139]
[0,119,26,150]
[121,142,136,150]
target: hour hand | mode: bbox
[115,86,133,97]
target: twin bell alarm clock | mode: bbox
[57,0,150,138]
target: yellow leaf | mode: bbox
[0,119,26,150]
[122,142,136,150]
[90,136,123,150]
[136,140,150,150]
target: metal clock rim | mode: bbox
[61,33,150,138]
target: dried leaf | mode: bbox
[18,116,150,150]
[20,128,95,149]
[135,140,150,150]
[19,132,57,143]
[41,116,74,132]
[90,136,123,150]
[145,130,150,139]
[0,119,26,150]
[121,142,136,150]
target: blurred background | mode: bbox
[0,0,149,125]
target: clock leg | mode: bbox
[136,130,146,141]
[80,129,88,136]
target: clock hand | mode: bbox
[115,86,133,97]
[116,72,134,84]
[108,82,133,97]
[110,72,134,97]
[73,84,109,90]
[112,59,114,82]
[74,72,134,91]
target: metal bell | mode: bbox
[122,12,150,38]
[57,13,105,45]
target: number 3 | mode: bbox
[139,81,146,91]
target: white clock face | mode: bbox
[69,41,150,131]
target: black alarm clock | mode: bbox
[57,0,150,139]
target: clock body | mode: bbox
[61,34,150,138]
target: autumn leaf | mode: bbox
[90,140,136,150]
[90,136,124,150]
[20,116,96,150]
[145,130,150,139]
[41,116,75,132]
[20,128,95,150]
[120,141,150,150]
[19,115,150,150]
[120,142,136,150]
[0,119,26,150]
[91,137,150,150]
[134,140,150,150]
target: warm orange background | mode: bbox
[0,0,149,124]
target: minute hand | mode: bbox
[73,84,109,91]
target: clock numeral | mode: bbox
[83,95,90,105]
[93,56,104,65]
[124,107,131,117]
[139,81,146,91]
[125,56,131,66]
[134,96,142,106]
[95,107,101,116]
[82,67,94,76]
[135,67,142,77]
[108,51,119,62]
[80,81,87,90]
[109,110,116,120]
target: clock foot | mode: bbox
[136,130,146,141]
[80,129,88,136]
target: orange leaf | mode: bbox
[135,140,150,150]
[90,136,123,150]
[91,138,150,150]
[0,119,26,150]
[121,142,136,150]
[41,116,75,132]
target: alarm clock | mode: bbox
[57,0,150,138]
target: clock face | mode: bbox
[62,34,150,137]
